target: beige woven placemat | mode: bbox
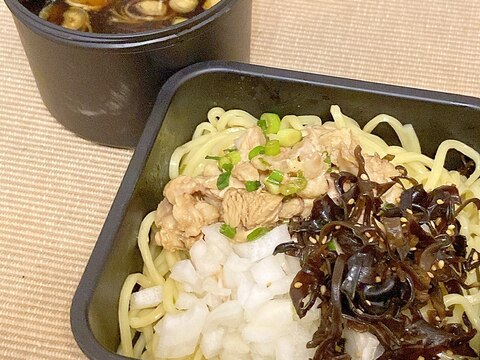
[0,0,479,359]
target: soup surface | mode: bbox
[20,0,220,33]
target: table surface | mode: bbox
[1,1,479,359]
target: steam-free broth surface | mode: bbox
[20,0,220,33]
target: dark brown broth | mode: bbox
[20,0,213,33]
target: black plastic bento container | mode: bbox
[5,0,251,148]
[70,61,480,359]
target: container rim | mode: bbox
[70,60,480,360]
[5,0,239,47]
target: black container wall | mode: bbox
[6,0,252,148]
[71,61,480,360]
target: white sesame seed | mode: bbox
[294,282,303,289]
[366,232,372,238]
[427,272,434,279]
[446,229,454,236]
[410,247,417,251]
[435,217,442,226]
[431,265,437,271]
[435,316,441,322]
[400,217,408,223]
[438,260,445,269]
[365,300,372,306]
[335,225,341,230]
[348,198,355,205]
[406,209,413,215]
[360,174,369,180]
[322,236,328,244]
[448,224,455,230]
[375,276,382,283]
[309,236,317,244]
[418,356,425,360]
[320,285,327,295]
[436,199,445,205]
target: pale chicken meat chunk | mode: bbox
[279,197,305,219]
[235,126,266,161]
[155,176,220,251]
[222,188,283,229]
[232,161,259,182]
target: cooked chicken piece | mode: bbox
[203,163,222,177]
[232,161,260,182]
[222,188,283,229]
[301,198,314,218]
[298,175,330,199]
[279,197,304,219]
[155,175,220,251]
[306,124,359,174]
[235,126,266,161]
[364,155,399,184]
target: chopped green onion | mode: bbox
[218,156,233,172]
[247,227,270,241]
[277,129,302,147]
[220,224,236,239]
[327,240,336,251]
[257,119,267,132]
[264,181,280,194]
[279,176,307,196]
[245,180,261,192]
[260,113,281,134]
[323,151,331,165]
[217,171,231,190]
[266,169,284,185]
[205,155,221,160]
[226,150,241,165]
[264,140,281,156]
[248,146,265,160]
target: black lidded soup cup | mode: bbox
[4,0,252,148]
[70,61,480,359]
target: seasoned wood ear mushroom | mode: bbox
[275,146,480,360]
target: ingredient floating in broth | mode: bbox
[118,106,480,360]
[21,0,221,33]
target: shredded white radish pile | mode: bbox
[142,223,381,360]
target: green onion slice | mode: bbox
[327,240,336,251]
[248,146,265,160]
[245,180,261,192]
[266,169,284,185]
[217,171,231,190]
[227,150,241,165]
[247,227,270,241]
[279,176,307,196]
[277,129,302,147]
[260,113,281,134]
[264,140,281,156]
[220,224,236,239]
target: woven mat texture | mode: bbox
[0,0,479,359]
